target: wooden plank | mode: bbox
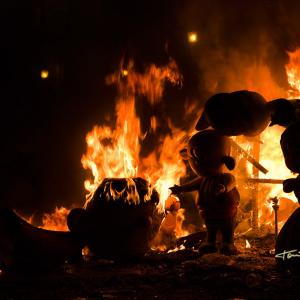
[231,140,268,174]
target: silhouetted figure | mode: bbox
[0,208,82,271]
[196,90,270,136]
[276,121,300,273]
[170,130,240,255]
[268,98,297,127]
[67,178,162,260]
[195,90,296,136]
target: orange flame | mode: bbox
[286,49,300,98]
[36,49,300,238]
[252,49,300,229]
[81,59,187,215]
[245,239,251,249]
[40,207,70,231]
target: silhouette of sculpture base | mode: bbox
[67,178,162,260]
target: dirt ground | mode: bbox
[1,234,300,300]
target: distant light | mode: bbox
[121,69,128,77]
[188,32,198,43]
[40,70,49,79]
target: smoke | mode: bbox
[5,0,300,216]
[174,0,300,101]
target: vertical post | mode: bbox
[272,197,279,241]
[251,139,260,230]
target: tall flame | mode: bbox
[36,48,300,238]
[81,59,187,213]
[40,207,70,231]
[286,49,300,98]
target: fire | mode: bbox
[81,59,187,216]
[260,126,297,200]
[286,49,300,98]
[28,49,300,242]
[188,32,198,43]
[40,207,70,231]
[234,49,300,235]
[81,99,141,197]
[245,239,251,249]
[254,48,300,229]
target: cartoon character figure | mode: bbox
[196,90,296,136]
[170,129,239,255]
[152,196,181,250]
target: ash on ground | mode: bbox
[1,234,299,300]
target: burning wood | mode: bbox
[247,178,283,184]
[231,140,268,174]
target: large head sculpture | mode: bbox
[181,129,235,177]
[67,177,162,259]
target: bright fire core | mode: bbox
[40,48,300,241]
[81,59,187,213]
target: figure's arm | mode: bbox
[283,176,300,203]
[215,173,236,195]
[283,176,300,192]
[169,177,202,195]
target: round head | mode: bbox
[200,90,269,136]
[268,99,296,127]
[281,121,300,173]
[185,130,235,176]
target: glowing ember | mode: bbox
[245,239,251,249]
[167,244,185,253]
[82,246,90,257]
[81,60,187,216]
[40,69,49,79]
[188,32,198,43]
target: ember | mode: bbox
[245,239,251,249]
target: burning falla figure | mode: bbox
[276,121,300,272]
[170,129,240,255]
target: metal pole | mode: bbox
[251,140,260,230]
[272,197,279,240]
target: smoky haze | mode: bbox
[1,0,300,221]
[178,0,300,98]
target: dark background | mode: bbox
[1,0,300,217]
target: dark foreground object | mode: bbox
[0,208,82,269]
[196,90,270,136]
[0,236,298,300]
[67,178,162,259]
[275,207,300,273]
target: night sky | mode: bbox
[2,0,300,219]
